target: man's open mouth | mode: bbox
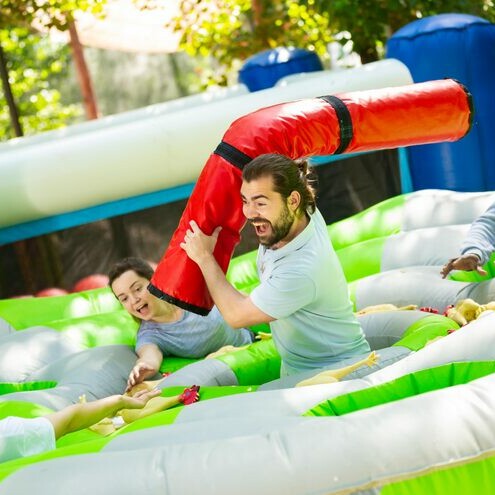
[251,221,270,236]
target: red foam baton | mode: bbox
[149,79,472,315]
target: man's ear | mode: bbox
[288,191,301,211]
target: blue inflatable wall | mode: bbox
[239,47,323,92]
[387,14,495,192]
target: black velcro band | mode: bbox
[147,283,210,316]
[214,141,253,171]
[449,78,474,137]
[318,95,353,154]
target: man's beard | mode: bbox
[252,204,295,248]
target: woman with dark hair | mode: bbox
[109,257,254,391]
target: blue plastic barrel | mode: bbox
[239,47,323,92]
[387,14,495,192]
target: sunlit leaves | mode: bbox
[300,0,495,63]
[167,0,333,87]
[0,0,106,30]
[0,28,82,140]
[169,0,495,84]
[0,0,103,139]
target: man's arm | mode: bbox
[440,253,486,278]
[441,201,495,278]
[45,390,160,439]
[180,221,274,328]
[460,202,495,263]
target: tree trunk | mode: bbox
[68,20,99,120]
[251,0,270,48]
[0,42,23,138]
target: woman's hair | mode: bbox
[108,257,154,287]
[242,153,317,214]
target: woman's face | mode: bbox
[111,270,159,320]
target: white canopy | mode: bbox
[52,0,182,53]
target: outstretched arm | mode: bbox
[441,202,495,278]
[127,344,163,392]
[45,389,161,439]
[440,254,487,278]
[119,385,200,424]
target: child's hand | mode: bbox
[120,389,161,409]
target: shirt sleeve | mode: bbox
[250,270,316,319]
[461,201,495,264]
[135,325,161,352]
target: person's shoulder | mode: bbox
[205,306,223,321]
[309,207,325,223]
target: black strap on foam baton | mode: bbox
[319,95,353,154]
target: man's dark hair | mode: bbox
[108,257,154,287]
[242,153,317,214]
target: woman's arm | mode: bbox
[127,344,163,391]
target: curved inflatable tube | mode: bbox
[0,345,136,410]
[364,224,470,271]
[0,85,249,153]
[4,375,495,495]
[327,188,495,251]
[259,345,410,390]
[0,288,122,331]
[397,189,494,232]
[3,320,495,495]
[0,59,412,229]
[351,265,495,311]
[0,327,81,383]
[170,315,494,424]
[151,79,473,314]
[157,359,238,388]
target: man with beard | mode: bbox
[181,153,370,376]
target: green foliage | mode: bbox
[307,0,495,63]
[0,0,106,140]
[0,0,106,30]
[169,0,495,80]
[0,28,82,140]
[167,0,334,87]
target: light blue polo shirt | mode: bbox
[250,209,370,376]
